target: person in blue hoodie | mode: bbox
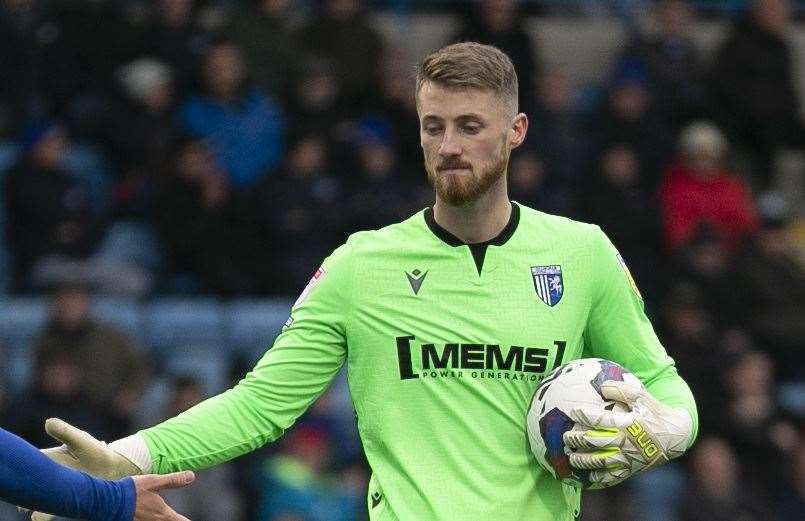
[179,38,284,189]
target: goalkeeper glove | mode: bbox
[32,418,143,521]
[562,380,693,488]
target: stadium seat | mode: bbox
[3,345,33,395]
[143,298,225,353]
[225,298,294,363]
[0,298,48,393]
[163,344,230,395]
[0,298,49,350]
[91,296,144,344]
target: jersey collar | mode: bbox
[424,201,520,247]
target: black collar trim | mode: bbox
[424,202,520,248]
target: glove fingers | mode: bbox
[563,428,620,450]
[599,380,646,405]
[44,418,98,452]
[570,406,634,430]
[569,448,627,470]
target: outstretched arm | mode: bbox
[0,426,134,520]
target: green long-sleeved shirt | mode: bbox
[141,203,697,520]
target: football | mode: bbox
[526,358,644,488]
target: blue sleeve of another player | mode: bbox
[0,427,135,521]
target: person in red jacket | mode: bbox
[658,120,759,252]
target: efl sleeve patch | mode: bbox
[293,266,326,307]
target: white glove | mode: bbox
[562,380,693,488]
[32,418,143,521]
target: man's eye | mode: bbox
[463,125,481,134]
[424,125,442,135]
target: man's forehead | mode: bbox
[416,82,499,118]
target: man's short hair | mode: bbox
[415,42,519,115]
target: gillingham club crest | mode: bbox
[531,265,563,306]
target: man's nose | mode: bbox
[438,129,462,157]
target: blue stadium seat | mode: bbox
[0,298,48,393]
[91,297,144,344]
[0,298,49,350]
[143,298,225,353]
[163,344,230,395]
[225,298,294,363]
[3,345,33,395]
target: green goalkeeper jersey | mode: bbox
[141,202,698,521]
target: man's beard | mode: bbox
[426,145,509,206]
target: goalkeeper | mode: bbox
[0,426,194,520]
[35,42,697,521]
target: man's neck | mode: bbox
[432,184,512,244]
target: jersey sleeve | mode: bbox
[0,427,134,521]
[140,239,355,473]
[582,228,698,444]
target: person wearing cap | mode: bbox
[658,120,760,252]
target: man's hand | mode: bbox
[563,380,693,488]
[32,418,143,520]
[131,471,196,521]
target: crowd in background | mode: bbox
[0,0,804,520]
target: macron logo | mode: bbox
[405,269,428,295]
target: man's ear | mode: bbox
[510,113,529,149]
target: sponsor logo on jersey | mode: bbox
[405,269,428,295]
[531,265,563,306]
[293,266,326,307]
[395,336,567,382]
[616,254,642,299]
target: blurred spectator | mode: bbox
[371,48,421,175]
[710,0,804,189]
[179,39,285,189]
[710,348,794,496]
[159,375,243,521]
[257,424,364,521]
[593,62,674,187]
[295,0,383,108]
[582,144,663,300]
[660,282,721,413]
[140,0,210,91]
[32,282,150,438]
[251,135,346,295]
[670,224,739,331]
[658,121,759,252]
[345,118,423,231]
[680,436,771,521]
[227,0,300,99]
[9,353,120,447]
[776,428,805,520]
[619,0,707,127]
[105,58,180,218]
[524,70,592,208]
[0,0,48,135]
[508,150,573,216]
[287,55,352,167]
[452,0,540,108]
[0,0,139,135]
[4,120,152,294]
[732,197,805,380]
[4,121,103,290]
[153,137,272,295]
